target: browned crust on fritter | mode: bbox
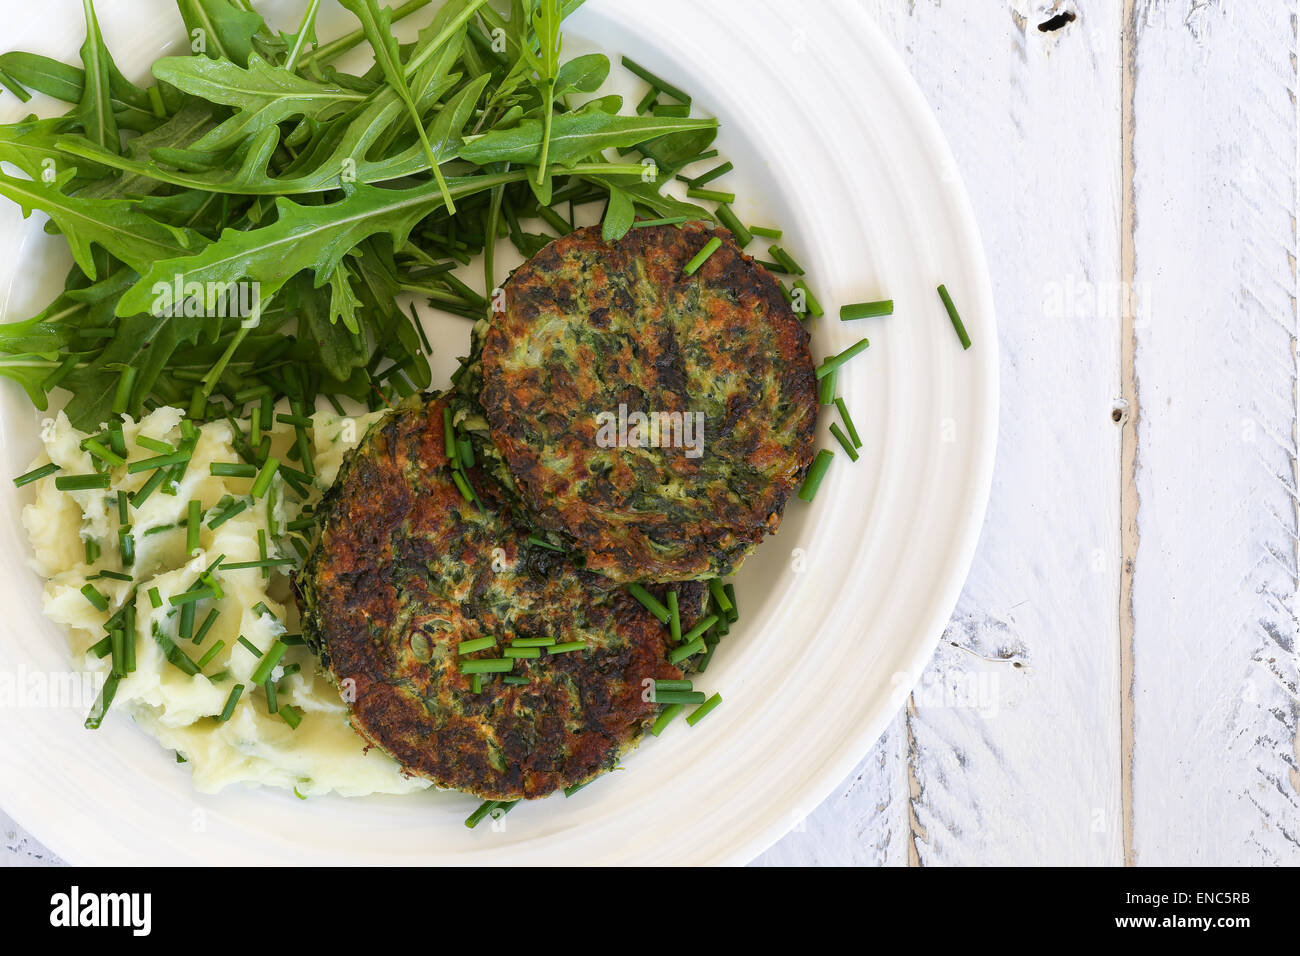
[301,394,706,800]
[480,221,818,583]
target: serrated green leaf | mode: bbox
[601,183,634,242]
[151,54,366,153]
[177,0,266,67]
[459,112,717,167]
[115,171,528,318]
[76,0,120,155]
[0,171,204,279]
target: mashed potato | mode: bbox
[22,405,428,798]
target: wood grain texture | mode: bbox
[1127,0,1300,865]
[762,0,1126,865]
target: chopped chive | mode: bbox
[685,187,736,205]
[814,338,870,380]
[635,86,658,113]
[683,236,723,276]
[465,799,511,829]
[81,583,109,612]
[250,457,280,499]
[186,500,201,553]
[686,692,722,726]
[192,608,220,645]
[840,299,894,320]
[620,55,691,105]
[93,569,133,582]
[118,527,134,565]
[527,533,564,552]
[768,245,806,275]
[632,216,688,229]
[108,424,126,458]
[41,354,79,392]
[707,580,732,615]
[459,658,514,674]
[723,583,738,623]
[238,636,262,657]
[683,160,733,187]
[178,601,196,641]
[510,636,555,648]
[168,586,214,607]
[112,367,138,415]
[13,462,60,487]
[122,603,136,673]
[627,583,670,623]
[220,558,296,570]
[458,435,475,469]
[89,635,112,658]
[117,491,129,525]
[146,83,165,117]
[56,473,111,491]
[818,367,837,405]
[793,279,824,318]
[667,589,681,644]
[749,225,783,239]
[275,413,313,428]
[503,646,540,659]
[650,703,684,736]
[207,499,249,529]
[252,601,278,622]
[142,523,177,537]
[84,675,119,730]
[501,675,530,686]
[713,204,752,248]
[470,673,483,694]
[196,640,226,669]
[798,449,834,502]
[131,467,169,507]
[563,780,591,798]
[548,641,586,655]
[280,634,305,646]
[451,470,476,504]
[679,614,719,647]
[125,450,191,474]
[668,637,705,664]
[653,689,707,705]
[937,284,972,349]
[210,462,257,478]
[830,423,860,462]
[110,629,125,678]
[147,586,162,608]
[652,103,691,117]
[84,537,100,564]
[249,640,287,685]
[264,677,278,714]
[135,435,176,454]
[83,439,124,469]
[286,517,315,532]
[655,679,694,691]
[280,704,302,729]
[218,684,244,722]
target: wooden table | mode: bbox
[5,0,1293,867]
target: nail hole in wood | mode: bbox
[1037,10,1077,33]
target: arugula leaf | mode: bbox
[76,0,120,155]
[0,170,203,279]
[521,0,561,184]
[152,54,366,153]
[459,112,717,166]
[176,0,266,67]
[115,171,528,318]
[339,0,456,212]
[601,183,634,242]
[554,53,608,96]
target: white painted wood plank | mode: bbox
[1129,0,1300,865]
[774,0,1124,866]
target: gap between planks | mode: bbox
[1118,0,1139,869]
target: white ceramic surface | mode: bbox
[0,0,996,865]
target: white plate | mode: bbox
[0,0,997,865]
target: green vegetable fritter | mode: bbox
[298,393,705,800]
[477,221,818,584]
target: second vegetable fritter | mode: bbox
[479,221,818,584]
